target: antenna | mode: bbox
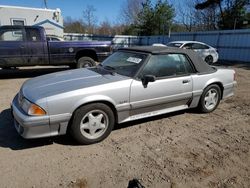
[44,0,48,9]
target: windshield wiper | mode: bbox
[98,63,103,68]
[104,65,116,75]
[104,65,116,71]
[98,64,116,75]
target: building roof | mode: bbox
[0,5,60,12]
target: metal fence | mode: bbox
[64,29,250,63]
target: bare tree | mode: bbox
[83,5,97,34]
[177,0,220,31]
[177,0,197,31]
[121,0,145,24]
[64,16,86,33]
[97,19,112,35]
[195,0,221,30]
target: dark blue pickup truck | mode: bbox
[0,25,112,69]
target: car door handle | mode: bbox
[182,80,190,84]
[20,45,25,48]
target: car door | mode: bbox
[0,27,28,67]
[191,43,210,59]
[129,53,194,117]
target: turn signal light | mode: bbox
[28,104,46,116]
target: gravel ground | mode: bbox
[0,65,249,188]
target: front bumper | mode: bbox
[11,95,71,139]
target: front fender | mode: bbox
[71,94,117,113]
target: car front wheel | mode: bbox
[70,103,115,144]
[198,84,221,113]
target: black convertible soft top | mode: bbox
[118,46,215,74]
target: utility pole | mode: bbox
[234,18,237,30]
[44,0,48,9]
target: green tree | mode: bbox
[154,0,175,35]
[218,0,249,29]
[136,0,175,35]
[195,0,249,29]
[137,0,155,35]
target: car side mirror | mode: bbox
[141,75,156,88]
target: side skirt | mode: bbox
[119,104,189,123]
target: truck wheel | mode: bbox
[77,57,96,68]
[70,103,115,145]
[198,84,221,113]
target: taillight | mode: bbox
[233,72,236,81]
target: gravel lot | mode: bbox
[0,64,249,188]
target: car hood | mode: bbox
[21,68,129,102]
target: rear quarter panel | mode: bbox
[190,68,235,108]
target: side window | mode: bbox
[201,44,209,49]
[182,43,193,49]
[192,43,209,49]
[26,28,41,42]
[0,28,24,41]
[140,54,194,78]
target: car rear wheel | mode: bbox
[77,57,96,68]
[205,55,213,64]
[70,103,115,144]
[198,84,221,113]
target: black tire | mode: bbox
[68,64,76,69]
[70,103,115,145]
[77,57,96,68]
[205,55,213,64]
[198,84,221,113]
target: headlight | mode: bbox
[20,97,46,116]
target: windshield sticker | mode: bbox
[127,57,142,64]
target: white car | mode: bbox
[167,41,219,64]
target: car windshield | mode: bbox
[100,51,148,77]
[167,43,183,48]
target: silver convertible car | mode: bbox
[11,46,236,144]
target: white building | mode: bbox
[0,5,63,37]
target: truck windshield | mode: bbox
[101,51,148,77]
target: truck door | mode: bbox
[0,27,28,67]
[25,28,49,65]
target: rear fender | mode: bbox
[189,77,223,108]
